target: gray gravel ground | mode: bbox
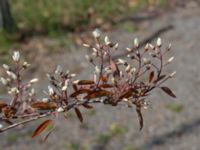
[1,3,200,150]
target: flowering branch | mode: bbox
[0,29,176,140]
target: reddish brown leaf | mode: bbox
[32,120,53,138]
[84,90,112,99]
[74,107,83,122]
[160,87,176,98]
[70,89,91,98]
[136,106,143,130]
[82,103,93,109]
[2,106,16,118]
[99,84,113,88]
[72,84,78,91]
[0,101,8,112]
[149,71,154,83]
[119,90,133,99]
[31,102,57,110]
[100,76,108,83]
[77,80,95,85]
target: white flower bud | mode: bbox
[12,51,20,62]
[123,98,128,102]
[94,73,97,83]
[92,48,97,52]
[55,65,62,74]
[73,80,80,84]
[118,59,126,64]
[114,43,119,50]
[57,107,64,112]
[134,38,139,48]
[157,37,162,47]
[69,74,76,78]
[62,79,69,91]
[92,29,101,38]
[145,43,149,50]
[2,64,10,70]
[0,124,3,129]
[143,58,150,64]
[29,88,35,96]
[167,56,174,63]
[0,77,7,85]
[125,65,131,72]
[6,71,17,80]
[42,98,49,103]
[130,67,136,74]
[23,61,30,68]
[8,87,19,95]
[167,43,172,50]
[83,43,90,48]
[105,67,112,74]
[30,78,39,84]
[149,44,155,50]
[48,86,54,95]
[95,66,100,74]
[104,36,111,45]
[169,71,176,78]
[126,47,132,52]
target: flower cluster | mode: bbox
[0,30,176,141]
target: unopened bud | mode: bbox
[55,65,62,74]
[167,43,172,51]
[143,58,150,64]
[70,74,76,78]
[169,71,176,78]
[95,66,100,74]
[92,29,101,39]
[48,86,54,95]
[42,98,49,103]
[83,43,90,48]
[125,65,131,72]
[6,71,17,80]
[156,37,162,47]
[0,124,3,129]
[12,51,20,62]
[126,47,132,52]
[134,38,139,48]
[118,59,126,65]
[0,77,7,85]
[167,56,174,63]
[30,78,39,84]
[73,80,80,84]
[57,107,64,112]
[145,43,149,51]
[2,64,10,70]
[104,36,111,45]
[22,61,30,68]
[114,43,119,50]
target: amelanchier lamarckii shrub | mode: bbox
[0,29,176,141]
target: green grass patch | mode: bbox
[166,103,183,113]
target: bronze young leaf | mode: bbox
[149,71,155,83]
[32,120,53,138]
[160,87,176,98]
[74,107,83,122]
[31,102,57,110]
[84,90,112,99]
[77,80,95,85]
